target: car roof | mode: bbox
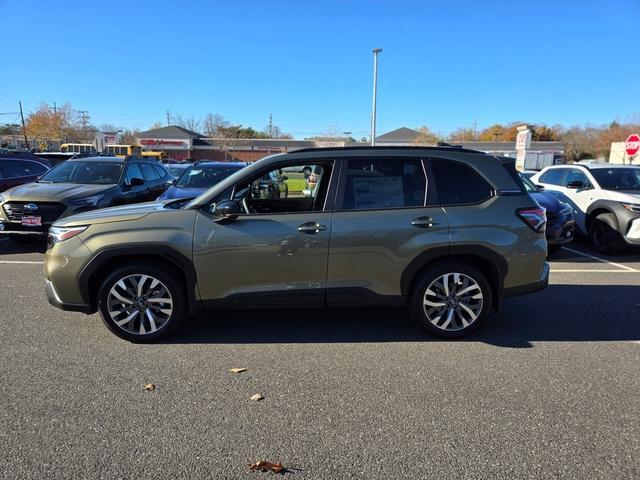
[192,161,246,167]
[542,163,640,170]
[67,155,124,163]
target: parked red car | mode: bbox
[0,152,51,192]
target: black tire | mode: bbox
[547,244,562,255]
[588,213,626,255]
[97,263,186,342]
[410,261,492,338]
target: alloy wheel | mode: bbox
[422,272,483,332]
[107,274,173,335]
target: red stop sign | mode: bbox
[625,134,640,156]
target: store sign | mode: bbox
[139,138,188,149]
[104,134,118,145]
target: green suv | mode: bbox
[44,147,549,342]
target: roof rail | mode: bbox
[289,145,485,155]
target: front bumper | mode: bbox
[503,261,550,299]
[45,278,93,313]
[547,219,576,246]
[624,217,640,245]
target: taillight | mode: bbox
[516,207,547,232]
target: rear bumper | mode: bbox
[45,278,94,313]
[503,261,550,299]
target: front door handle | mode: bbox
[411,217,439,228]
[298,222,327,234]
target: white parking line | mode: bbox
[562,247,640,272]
[0,260,44,265]
[550,269,636,273]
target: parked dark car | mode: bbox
[0,154,51,192]
[0,156,172,242]
[520,172,575,254]
[164,162,192,179]
[158,161,246,201]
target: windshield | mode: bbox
[590,168,640,191]
[176,164,243,188]
[518,172,538,193]
[38,161,122,185]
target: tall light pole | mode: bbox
[370,48,382,146]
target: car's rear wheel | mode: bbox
[589,213,626,255]
[97,263,186,342]
[410,262,492,338]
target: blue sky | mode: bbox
[1,0,638,138]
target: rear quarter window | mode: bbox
[430,158,493,206]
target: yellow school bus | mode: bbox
[141,151,167,161]
[104,145,141,157]
[60,143,95,154]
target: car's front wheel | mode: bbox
[410,262,492,338]
[97,263,186,342]
[588,213,626,255]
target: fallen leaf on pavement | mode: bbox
[250,393,264,401]
[143,383,155,391]
[249,461,285,474]
[229,368,247,373]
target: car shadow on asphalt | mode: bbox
[0,239,47,254]
[164,285,640,348]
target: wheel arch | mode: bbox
[400,246,506,311]
[586,201,619,231]
[78,245,198,314]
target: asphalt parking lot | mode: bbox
[1,237,639,479]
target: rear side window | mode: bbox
[340,157,426,210]
[431,159,493,205]
[539,168,566,185]
[140,163,160,181]
[152,164,168,178]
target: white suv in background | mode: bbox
[530,164,640,254]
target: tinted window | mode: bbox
[29,161,48,174]
[341,158,426,210]
[0,160,40,178]
[140,163,160,181]
[564,169,591,187]
[539,168,566,185]
[124,164,144,184]
[39,161,122,184]
[152,164,168,178]
[518,172,537,193]
[590,168,640,191]
[431,159,493,205]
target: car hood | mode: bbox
[2,182,114,202]
[158,185,204,201]
[603,190,640,203]
[53,200,173,227]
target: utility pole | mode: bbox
[268,113,273,138]
[19,101,29,148]
[166,110,171,126]
[472,119,477,141]
[370,48,382,146]
[53,102,57,116]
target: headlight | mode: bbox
[621,202,640,213]
[48,226,88,244]
[559,201,572,213]
[69,194,104,207]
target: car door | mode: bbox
[193,159,337,306]
[326,156,449,306]
[562,168,596,231]
[140,162,163,200]
[120,163,150,204]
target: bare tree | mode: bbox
[174,114,202,133]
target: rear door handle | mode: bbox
[411,217,439,228]
[298,222,327,234]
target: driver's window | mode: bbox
[565,169,590,187]
[124,164,143,184]
[235,163,330,214]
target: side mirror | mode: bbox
[566,180,584,189]
[211,200,241,223]
[536,184,545,192]
[130,177,145,187]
